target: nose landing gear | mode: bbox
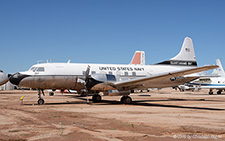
[37,89,45,105]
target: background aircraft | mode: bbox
[9,37,217,104]
[189,59,225,94]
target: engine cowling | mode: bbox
[86,74,117,91]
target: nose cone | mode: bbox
[9,73,28,86]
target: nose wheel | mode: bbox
[37,98,45,105]
[37,89,45,105]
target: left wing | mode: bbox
[114,65,218,90]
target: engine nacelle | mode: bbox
[86,74,117,90]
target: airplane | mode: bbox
[9,37,218,105]
[0,70,9,86]
[189,59,225,95]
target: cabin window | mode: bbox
[37,67,45,72]
[106,74,116,81]
[91,71,96,74]
[124,72,128,76]
[132,72,136,76]
[108,71,113,75]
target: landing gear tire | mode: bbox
[49,92,54,96]
[217,91,222,94]
[37,99,45,105]
[209,91,213,95]
[92,94,101,103]
[121,96,132,104]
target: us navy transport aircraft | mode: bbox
[9,37,217,105]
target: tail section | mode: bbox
[130,51,145,65]
[216,59,225,77]
[156,37,197,66]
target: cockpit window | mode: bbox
[37,67,45,72]
[30,67,37,72]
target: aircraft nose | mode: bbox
[9,73,27,86]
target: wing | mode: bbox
[115,65,218,90]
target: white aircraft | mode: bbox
[189,59,225,95]
[9,37,217,104]
[0,70,9,86]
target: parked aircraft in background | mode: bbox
[175,83,201,92]
[189,59,225,95]
[9,37,217,104]
[130,51,145,65]
[0,71,9,86]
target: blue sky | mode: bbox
[0,0,225,73]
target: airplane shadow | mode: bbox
[23,95,225,111]
[73,97,225,111]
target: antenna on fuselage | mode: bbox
[37,60,43,64]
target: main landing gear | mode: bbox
[120,96,132,104]
[37,89,45,105]
[208,89,222,95]
[92,94,102,103]
[217,90,222,94]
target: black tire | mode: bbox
[123,96,132,104]
[95,95,101,102]
[120,96,125,104]
[92,95,101,103]
[209,91,213,95]
[49,92,54,96]
[92,95,96,102]
[37,99,45,105]
[217,91,222,94]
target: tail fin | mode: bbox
[156,37,197,66]
[216,59,225,77]
[130,51,145,65]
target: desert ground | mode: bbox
[0,88,225,141]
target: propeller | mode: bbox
[84,65,91,103]
[85,65,90,86]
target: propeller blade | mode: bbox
[85,65,90,82]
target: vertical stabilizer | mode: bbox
[130,51,145,65]
[216,59,225,77]
[156,37,197,66]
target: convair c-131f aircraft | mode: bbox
[9,37,217,105]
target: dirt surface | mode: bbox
[0,88,225,141]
